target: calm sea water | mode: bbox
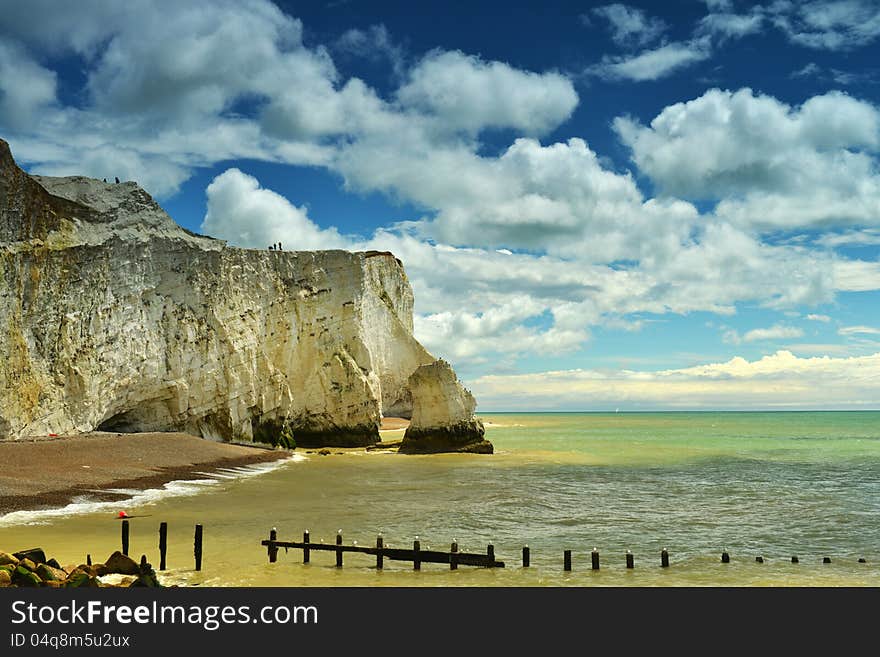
[2,412,879,587]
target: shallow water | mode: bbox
[1,412,879,586]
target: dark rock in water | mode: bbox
[399,420,492,454]
[46,558,63,570]
[13,548,46,565]
[13,566,42,587]
[455,439,494,454]
[104,551,139,575]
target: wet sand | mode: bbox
[0,432,289,515]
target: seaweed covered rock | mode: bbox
[13,566,41,587]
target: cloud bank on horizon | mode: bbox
[1,0,879,410]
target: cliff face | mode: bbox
[0,138,488,450]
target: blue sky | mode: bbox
[2,0,880,410]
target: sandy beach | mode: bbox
[0,420,412,516]
[0,432,289,516]
[378,417,410,431]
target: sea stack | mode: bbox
[399,360,492,454]
[0,138,489,451]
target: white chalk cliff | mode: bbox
[0,138,489,450]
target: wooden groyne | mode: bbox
[262,529,504,569]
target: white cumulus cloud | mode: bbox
[396,50,578,137]
[615,87,880,231]
[202,168,347,251]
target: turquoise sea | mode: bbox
[2,411,879,586]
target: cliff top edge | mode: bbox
[1,137,403,263]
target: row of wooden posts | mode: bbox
[262,529,869,571]
[110,519,203,572]
[109,521,868,574]
[262,529,505,569]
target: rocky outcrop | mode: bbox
[0,138,485,448]
[0,548,161,588]
[399,360,492,454]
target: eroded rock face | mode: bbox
[0,138,478,447]
[399,360,492,454]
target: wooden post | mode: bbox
[159,522,167,571]
[268,528,278,563]
[791,555,799,564]
[86,554,92,566]
[626,550,634,569]
[450,541,459,570]
[823,556,831,564]
[121,519,130,556]
[413,539,421,570]
[564,550,572,571]
[303,530,310,564]
[522,546,530,568]
[591,548,600,571]
[755,556,764,563]
[487,544,495,567]
[721,551,730,563]
[336,531,343,568]
[661,548,669,568]
[140,555,148,570]
[194,524,203,571]
[376,535,384,570]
